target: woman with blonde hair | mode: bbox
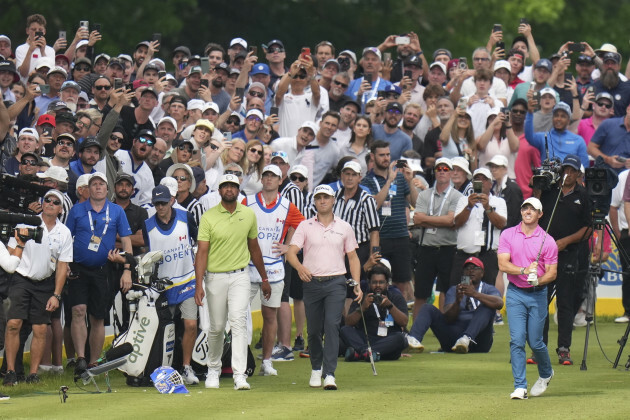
[242,140,265,195]
[438,107,477,170]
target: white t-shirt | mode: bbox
[460,76,507,101]
[454,194,507,253]
[278,86,329,137]
[114,150,156,206]
[15,43,56,79]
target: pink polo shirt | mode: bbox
[497,223,558,288]
[577,117,596,145]
[290,215,358,276]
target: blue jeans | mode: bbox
[506,283,553,389]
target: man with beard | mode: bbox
[592,52,630,117]
[587,101,630,173]
[206,63,231,113]
[233,109,263,143]
[48,133,76,170]
[114,129,157,206]
[371,102,412,161]
[328,73,352,112]
[70,137,104,178]
[173,66,202,102]
[271,121,317,164]
[361,141,419,302]
[400,103,424,156]
[334,100,360,148]
[112,172,148,255]
[575,55,595,101]
[90,76,112,112]
[194,173,268,391]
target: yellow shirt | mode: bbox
[197,202,258,273]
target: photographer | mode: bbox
[406,257,503,353]
[2,190,73,386]
[341,265,408,362]
[537,154,591,366]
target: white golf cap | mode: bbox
[290,164,308,178]
[262,164,282,177]
[339,50,357,63]
[435,157,452,169]
[246,109,264,120]
[202,102,220,114]
[299,120,319,135]
[158,116,177,128]
[342,161,362,174]
[166,163,196,193]
[76,173,91,189]
[472,167,493,180]
[219,173,241,187]
[451,156,471,176]
[89,171,108,185]
[493,60,511,72]
[18,127,39,141]
[37,166,69,183]
[230,37,248,49]
[160,177,178,197]
[187,99,205,111]
[522,197,543,211]
[429,61,447,73]
[313,184,335,197]
[44,189,64,203]
[486,155,509,167]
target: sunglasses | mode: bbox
[44,197,61,205]
[178,144,194,152]
[333,80,349,88]
[209,143,220,151]
[75,65,91,71]
[110,134,124,143]
[293,73,308,80]
[248,148,263,156]
[21,159,37,166]
[473,57,490,62]
[226,119,240,125]
[154,201,170,207]
[225,170,242,177]
[172,175,189,181]
[596,101,613,109]
[384,92,400,99]
[290,174,306,182]
[386,109,402,114]
[57,140,74,147]
[248,90,264,98]
[138,136,155,146]
[435,167,451,173]
[247,116,262,122]
[268,47,284,53]
[510,109,526,114]
[94,85,111,90]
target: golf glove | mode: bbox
[527,272,539,286]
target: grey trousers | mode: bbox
[303,275,346,378]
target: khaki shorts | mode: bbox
[249,281,283,308]
[169,296,198,320]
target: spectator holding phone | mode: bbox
[15,14,56,79]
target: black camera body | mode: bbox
[532,158,562,191]
[0,174,50,213]
[0,212,44,244]
[338,56,350,72]
[373,292,383,305]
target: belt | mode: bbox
[311,275,342,282]
[456,249,496,257]
[511,283,546,293]
[421,244,455,250]
[223,268,245,274]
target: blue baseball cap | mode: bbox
[382,85,402,95]
[152,184,171,204]
[562,154,581,171]
[250,63,270,76]
[535,59,553,73]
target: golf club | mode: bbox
[347,279,377,376]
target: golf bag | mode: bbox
[113,251,176,386]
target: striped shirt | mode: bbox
[180,193,204,229]
[360,171,410,239]
[280,179,304,215]
[333,187,380,244]
[60,192,73,224]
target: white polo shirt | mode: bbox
[455,194,507,253]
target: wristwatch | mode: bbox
[53,293,62,302]
[520,267,526,275]
[485,207,494,214]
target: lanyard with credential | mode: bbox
[88,204,110,238]
[469,282,484,310]
[362,77,381,104]
[428,186,452,216]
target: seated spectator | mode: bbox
[406,257,503,353]
[341,265,408,362]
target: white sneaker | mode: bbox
[406,335,424,352]
[182,365,199,385]
[205,369,220,389]
[573,312,587,327]
[530,370,554,397]
[452,335,471,353]
[37,365,52,374]
[510,388,528,399]
[234,374,251,390]
[259,360,278,376]
[309,369,322,388]
[51,365,64,375]
[323,375,337,390]
[615,314,630,323]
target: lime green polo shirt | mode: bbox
[197,202,258,272]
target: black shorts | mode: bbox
[67,263,111,320]
[7,273,55,325]
[414,245,456,299]
[381,237,411,284]
[287,256,305,301]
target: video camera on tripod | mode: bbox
[0,174,50,213]
[532,157,563,191]
[0,212,43,244]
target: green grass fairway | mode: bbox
[2,320,630,419]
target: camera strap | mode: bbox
[468,282,484,310]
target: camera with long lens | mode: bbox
[338,56,350,72]
[532,158,562,191]
[0,174,50,213]
[0,212,44,244]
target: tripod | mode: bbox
[579,213,630,370]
